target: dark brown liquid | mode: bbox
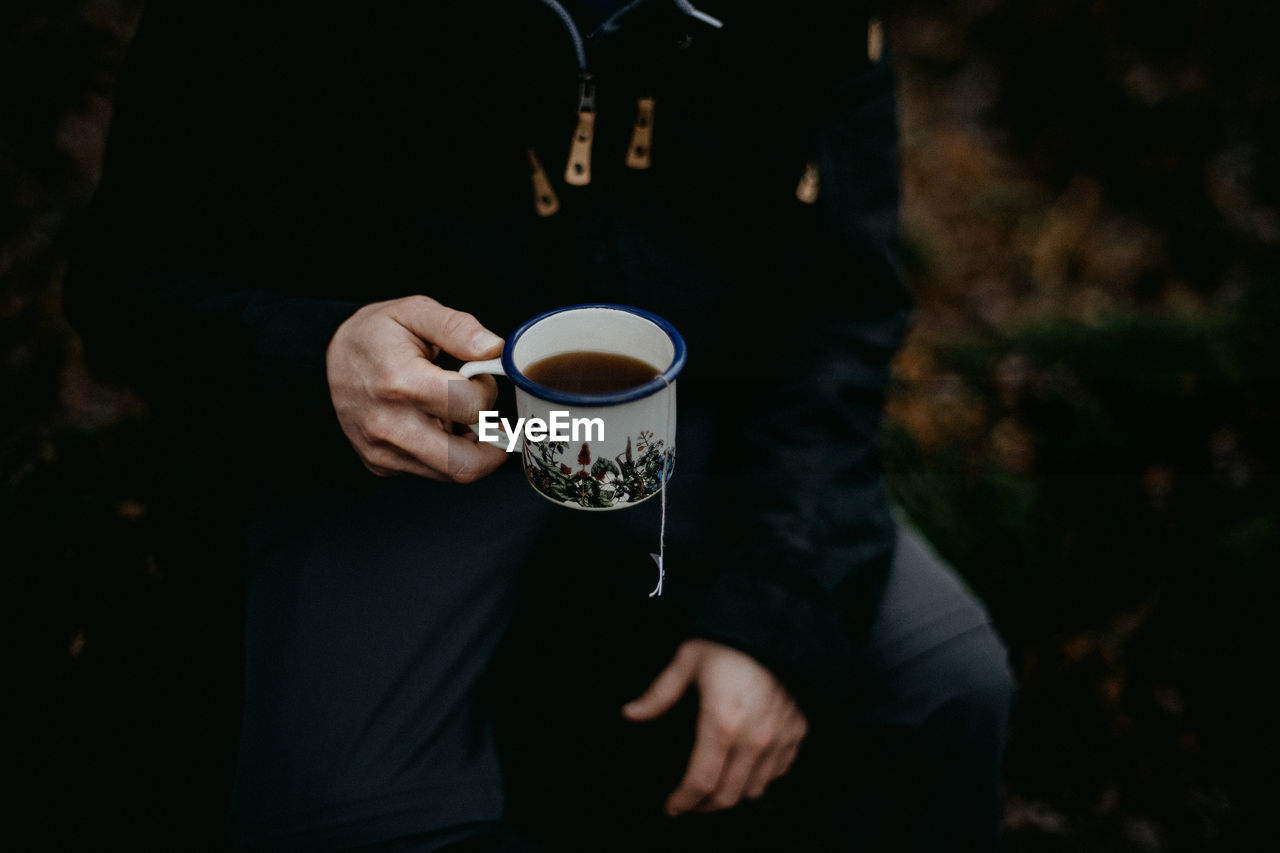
[524,350,661,395]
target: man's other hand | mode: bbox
[327,295,507,482]
[623,638,809,816]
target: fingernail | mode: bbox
[472,330,502,353]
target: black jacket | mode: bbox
[65,0,910,715]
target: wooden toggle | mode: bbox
[626,97,656,170]
[795,160,820,204]
[867,17,884,63]
[528,148,560,217]
[565,111,595,186]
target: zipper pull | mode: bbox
[795,160,820,204]
[626,96,655,170]
[528,148,560,217]
[867,17,885,63]
[565,73,596,186]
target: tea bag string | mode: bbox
[649,372,673,597]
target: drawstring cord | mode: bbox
[671,0,723,29]
[537,0,588,71]
[537,0,723,56]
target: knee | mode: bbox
[924,623,1016,752]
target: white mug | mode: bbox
[459,303,685,510]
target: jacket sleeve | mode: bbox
[63,3,363,476]
[687,17,912,715]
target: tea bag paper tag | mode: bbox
[649,553,665,597]
[648,372,673,599]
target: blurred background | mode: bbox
[4,1,1276,849]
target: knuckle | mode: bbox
[441,309,479,341]
[396,295,440,318]
[708,792,738,811]
[684,766,719,796]
[684,776,715,798]
[451,467,481,485]
[374,369,416,403]
[448,457,483,484]
[363,447,401,474]
[745,728,775,753]
[677,639,705,660]
[713,715,745,741]
[418,374,450,411]
[362,410,396,444]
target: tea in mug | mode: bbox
[524,351,660,395]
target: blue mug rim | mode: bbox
[502,303,687,407]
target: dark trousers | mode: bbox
[231,456,1014,852]
[492,516,1014,853]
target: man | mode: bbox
[67,1,1013,849]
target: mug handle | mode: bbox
[458,358,521,451]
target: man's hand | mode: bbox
[623,639,809,816]
[327,295,508,482]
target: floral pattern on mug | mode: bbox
[523,431,675,509]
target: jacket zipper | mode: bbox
[626,95,656,170]
[530,1,725,209]
[564,72,597,186]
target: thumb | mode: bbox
[622,645,700,722]
[395,296,503,361]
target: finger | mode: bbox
[696,744,766,812]
[435,429,508,483]
[775,742,800,779]
[622,645,699,722]
[665,706,732,816]
[769,733,803,785]
[442,372,499,425]
[742,746,781,800]
[390,296,504,361]
[699,699,788,810]
[365,408,508,483]
[360,444,450,481]
[380,361,498,425]
[744,710,806,800]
